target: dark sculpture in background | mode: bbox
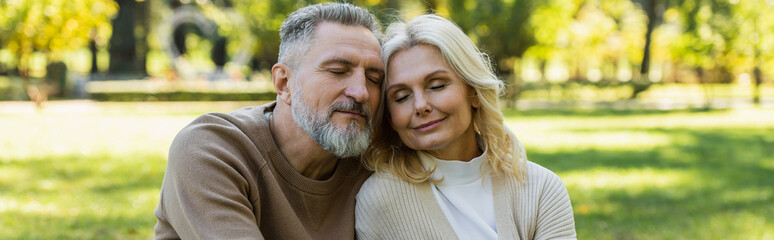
[158,4,254,82]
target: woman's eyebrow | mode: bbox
[386,83,408,93]
[424,69,449,79]
[386,69,450,92]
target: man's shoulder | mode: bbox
[177,102,273,143]
[224,102,275,123]
[168,102,276,167]
[186,102,273,131]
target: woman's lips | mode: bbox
[413,117,445,132]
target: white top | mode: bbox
[418,150,498,240]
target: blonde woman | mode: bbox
[355,14,576,239]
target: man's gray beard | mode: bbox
[291,91,373,158]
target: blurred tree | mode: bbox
[442,0,541,106]
[525,1,646,80]
[109,0,149,77]
[727,0,774,105]
[230,0,297,70]
[0,0,117,104]
[663,0,740,107]
[629,0,662,98]
[447,0,538,74]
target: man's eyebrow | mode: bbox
[366,66,385,76]
[320,58,354,66]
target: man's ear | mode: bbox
[272,63,292,105]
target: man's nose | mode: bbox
[344,71,370,103]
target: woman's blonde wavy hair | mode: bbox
[363,14,527,183]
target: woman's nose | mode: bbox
[414,94,431,116]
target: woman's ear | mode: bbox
[470,89,481,109]
[272,63,292,105]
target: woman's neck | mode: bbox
[424,126,481,162]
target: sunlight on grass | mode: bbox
[1,102,772,239]
[0,103,208,239]
[562,168,694,193]
[507,108,774,240]
[0,198,59,214]
[505,108,774,131]
[520,131,680,152]
[698,211,774,239]
[719,188,773,206]
[0,114,194,160]
[0,153,167,239]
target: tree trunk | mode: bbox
[631,0,659,99]
[211,36,228,69]
[696,67,711,109]
[108,0,148,77]
[753,66,762,105]
[90,29,99,74]
[136,0,149,75]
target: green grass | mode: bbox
[1,102,773,239]
[505,108,774,240]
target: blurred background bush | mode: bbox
[0,0,772,107]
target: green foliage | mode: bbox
[446,0,538,71]
[1,0,773,105]
[0,0,117,70]
[660,0,774,78]
[727,0,774,74]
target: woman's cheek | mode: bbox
[387,105,403,131]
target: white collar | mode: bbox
[418,135,489,186]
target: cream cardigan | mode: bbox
[355,160,576,240]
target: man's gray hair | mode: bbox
[278,3,382,67]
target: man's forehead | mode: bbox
[312,22,379,45]
[308,44,382,67]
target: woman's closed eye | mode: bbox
[429,84,446,90]
[394,92,410,103]
[427,78,449,90]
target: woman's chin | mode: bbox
[405,140,447,152]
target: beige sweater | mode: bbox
[355,161,576,240]
[154,102,371,239]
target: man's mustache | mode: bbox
[328,99,372,123]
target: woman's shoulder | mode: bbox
[358,172,418,200]
[525,161,565,189]
[499,161,567,191]
[525,161,562,180]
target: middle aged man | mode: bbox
[153,3,384,239]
